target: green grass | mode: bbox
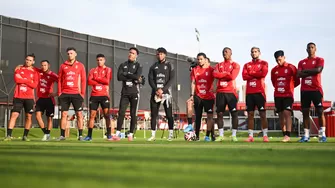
[0,128,335,188]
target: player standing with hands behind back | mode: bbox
[271,50,300,142]
[242,47,269,142]
[58,47,86,141]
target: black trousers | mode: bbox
[150,95,174,130]
[117,93,139,133]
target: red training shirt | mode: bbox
[298,56,324,95]
[271,62,300,98]
[242,59,268,99]
[212,60,240,98]
[88,66,112,97]
[35,68,58,99]
[58,60,86,97]
[190,65,215,100]
[14,66,39,99]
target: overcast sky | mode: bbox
[0,0,333,102]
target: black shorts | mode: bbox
[89,96,110,111]
[301,91,323,109]
[35,98,55,117]
[12,98,35,114]
[59,93,83,111]
[216,93,238,113]
[194,95,214,114]
[246,93,266,112]
[274,97,293,113]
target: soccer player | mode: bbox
[242,47,269,142]
[148,47,175,141]
[297,42,326,142]
[4,54,39,141]
[185,53,215,141]
[213,47,240,142]
[85,54,112,141]
[111,47,142,142]
[35,60,58,141]
[271,50,300,142]
[58,47,86,141]
[184,57,212,134]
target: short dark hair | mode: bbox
[129,47,139,55]
[96,54,105,58]
[274,50,284,59]
[197,52,207,58]
[307,42,316,47]
[156,47,167,54]
[26,53,35,60]
[66,47,76,52]
[251,47,260,52]
[222,47,232,53]
[40,60,50,64]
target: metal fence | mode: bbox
[0,15,192,127]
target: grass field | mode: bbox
[1,128,335,188]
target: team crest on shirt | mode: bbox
[275,71,278,74]
[47,76,50,79]
[75,65,78,69]
[102,70,105,74]
[164,66,167,70]
[284,69,288,73]
[303,62,306,65]
[30,74,33,78]
[205,72,208,76]
[312,61,315,65]
[133,65,136,69]
[229,65,232,69]
[258,65,261,68]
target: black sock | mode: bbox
[46,129,50,134]
[107,127,111,136]
[187,118,192,125]
[41,128,47,134]
[78,129,83,137]
[211,129,215,139]
[61,129,65,137]
[23,129,29,137]
[88,128,93,137]
[286,131,291,137]
[282,131,286,136]
[206,130,210,137]
[7,128,13,137]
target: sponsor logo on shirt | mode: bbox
[249,81,257,87]
[277,77,286,81]
[157,73,165,78]
[199,84,206,89]
[67,71,76,75]
[198,79,207,83]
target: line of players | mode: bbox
[4,46,173,142]
[184,42,326,143]
[3,42,326,143]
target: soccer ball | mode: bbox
[184,131,196,141]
